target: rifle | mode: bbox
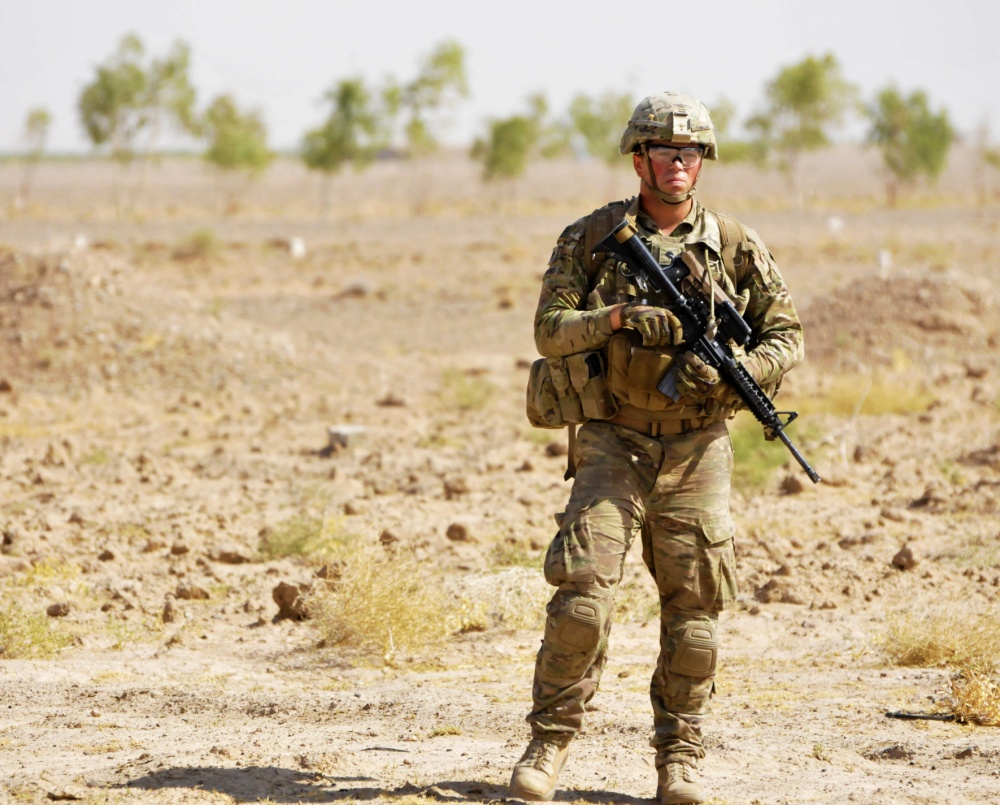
[598,213,821,484]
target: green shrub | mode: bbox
[0,597,72,659]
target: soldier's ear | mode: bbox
[632,152,644,178]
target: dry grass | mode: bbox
[308,547,549,663]
[949,666,1000,726]
[0,596,73,659]
[258,514,352,560]
[172,228,220,261]
[16,557,81,587]
[438,367,498,411]
[878,605,1000,670]
[788,372,935,418]
[308,541,467,662]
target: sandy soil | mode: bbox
[1,155,999,804]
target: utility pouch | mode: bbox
[526,351,617,429]
[606,331,677,411]
[566,351,618,421]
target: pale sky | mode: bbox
[2,0,997,153]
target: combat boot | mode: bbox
[509,737,569,801]
[657,761,706,804]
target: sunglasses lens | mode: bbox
[647,146,702,167]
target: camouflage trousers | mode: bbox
[527,420,738,766]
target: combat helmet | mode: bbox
[619,92,718,160]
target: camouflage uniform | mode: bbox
[527,196,803,768]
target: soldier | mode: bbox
[511,92,804,804]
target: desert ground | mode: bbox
[1,150,999,805]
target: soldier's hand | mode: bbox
[675,351,721,401]
[620,303,684,347]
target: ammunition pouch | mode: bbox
[607,330,680,411]
[526,351,618,429]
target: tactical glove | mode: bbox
[676,351,769,405]
[620,303,684,347]
[674,351,722,402]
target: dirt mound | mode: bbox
[801,268,1000,372]
[0,247,303,400]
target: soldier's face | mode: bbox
[633,141,702,196]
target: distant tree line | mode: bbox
[12,36,1000,212]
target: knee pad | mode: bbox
[669,620,718,678]
[546,598,605,653]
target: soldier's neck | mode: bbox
[639,193,693,235]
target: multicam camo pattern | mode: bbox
[534,197,804,401]
[528,421,737,762]
[527,197,802,764]
[619,92,719,159]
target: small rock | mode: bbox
[175,582,210,600]
[755,577,807,605]
[376,394,406,408]
[43,783,87,800]
[443,477,469,499]
[0,556,30,576]
[47,602,70,618]
[211,547,252,565]
[880,507,906,523]
[272,581,311,620]
[446,522,472,542]
[343,500,365,515]
[162,595,180,624]
[379,529,400,547]
[779,474,805,495]
[2,526,19,553]
[821,471,849,487]
[866,744,914,761]
[909,484,943,508]
[314,563,343,585]
[170,542,190,556]
[97,549,115,562]
[422,785,464,800]
[954,746,978,759]
[891,545,919,571]
[328,424,368,450]
[545,441,568,457]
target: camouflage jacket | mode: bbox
[534,196,804,412]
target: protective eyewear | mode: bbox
[646,145,704,168]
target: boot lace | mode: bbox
[665,762,697,784]
[519,739,559,772]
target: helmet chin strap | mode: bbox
[642,150,698,205]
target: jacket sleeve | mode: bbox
[533,219,617,358]
[736,228,804,386]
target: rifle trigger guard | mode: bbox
[618,261,639,280]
